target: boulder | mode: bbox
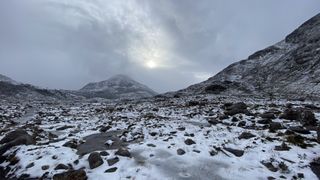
[0,130,35,156]
[238,132,256,140]
[224,147,244,157]
[88,152,104,169]
[177,149,186,155]
[115,148,131,158]
[53,169,87,180]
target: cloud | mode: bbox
[0,0,319,92]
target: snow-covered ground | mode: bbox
[0,95,319,179]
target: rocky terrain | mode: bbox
[1,10,320,180]
[175,13,320,100]
[0,95,319,179]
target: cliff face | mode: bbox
[177,13,320,99]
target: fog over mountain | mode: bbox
[0,0,320,92]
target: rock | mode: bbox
[257,119,272,124]
[105,167,118,173]
[261,161,278,172]
[280,109,301,120]
[26,162,35,169]
[260,113,276,119]
[238,132,256,140]
[289,126,311,134]
[107,157,119,166]
[99,126,112,133]
[224,147,244,157]
[88,152,104,169]
[301,110,317,126]
[55,164,69,170]
[0,130,35,155]
[149,132,157,136]
[177,148,186,155]
[237,121,246,127]
[286,134,308,148]
[225,102,250,116]
[310,157,320,179]
[100,151,109,156]
[269,122,284,132]
[207,118,220,125]
[56,125,74,131]
[147,144,156,147]
[274,142,291,151]
[115,148,131,158]
[184,139,196,145]
[42,165,50,170]
[53,169,87,180]
[63,140,78,149]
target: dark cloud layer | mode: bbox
[0,0,319,92]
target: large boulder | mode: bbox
[53,169,87,180]
[224,102,250,116]
[88,152,104,169]
[0,130,35,156]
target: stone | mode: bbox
[269,122,284,132]
[261,161,278,172]
[100,151,109,156]
[310,158,320,179]
[105,167,118,173]
[280,109,301,120]
[42,165,50,170]
[88,152,104,169]
[115,148,131,158]
[289,126,311,134]
[301,110,317,126]
[225,102,250,116]
[26,162,35,169]
[53,169,87,180]
[63,140,78,149]
[260,113,276,119]
[107,157,120,166]
[274,142,291,151]
[0,130,35,156]
[238,132,256,140]
[177,149,186,155]
[224,147,244,157]
[54,164,69,170]
[184,139,196,145]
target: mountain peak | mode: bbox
[79,74,157,99]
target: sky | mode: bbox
[0,0,319,93]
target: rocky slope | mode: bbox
[0,74,18,84]
[77,74,157,99]
[175,13,320,100]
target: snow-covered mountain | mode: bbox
[78,74,157,99]
[174,13,320,100]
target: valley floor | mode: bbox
[0,95,319,180]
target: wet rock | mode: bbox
[105,167,118,173]
[53,169,87,180]
[177,148,186,155]
[224,147,244,157]
[107,157,119,166]
[55,164,69,170]
[88,152,104,169]
[115,148,131,158]
[238,132,256,140]
[274,142,291,151]
[0,130,35,155]
[184,139,196,145]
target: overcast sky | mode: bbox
[0,0,319,93]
